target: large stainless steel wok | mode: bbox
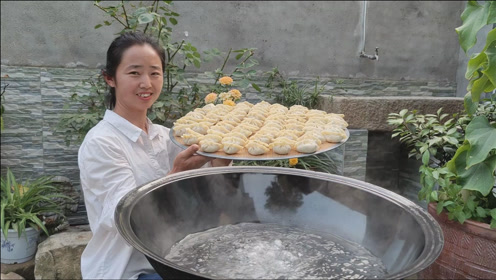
[115,166,443,279]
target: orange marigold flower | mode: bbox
[229,89,242,100]
[205,92,217,104]
[289,158,298,166]
[219,76,233,85]
[223,100,235,106]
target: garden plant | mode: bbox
[388,0,496,228]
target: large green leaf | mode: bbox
[465,28,496,80]
[456,1,496,53]
[447,142,470,174]
[481,38,496,87]
[459,154,496,196]
[464,92,478,116]
[465,116,496,167]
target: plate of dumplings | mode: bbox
[170,101,350,160]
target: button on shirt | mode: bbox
[78,110,186,279]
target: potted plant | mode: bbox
[1,168,70,264]
[387,1,496,278]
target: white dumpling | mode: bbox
[202,134,223,143]
[181,128,205,145]
[232,126,253,137]
[173,124,192,137]
[224,131,248,142]
[322,127,347,143]
[223,143,244,154]
[295,139,319,154]
[199,140,222,153]
[270,138,295,155]
[245,140,270,155]
[222,136,246,146]
[208,126,230,135]
[190,122,210,135]
[250,132,274,144]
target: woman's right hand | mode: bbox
[169,144,211,175]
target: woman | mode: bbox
[78,31,230,279]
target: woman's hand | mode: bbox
[169,144,211,175]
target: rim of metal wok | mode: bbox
[169,128,350,161]
[115,166,444,280]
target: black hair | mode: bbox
[102,31,166,110]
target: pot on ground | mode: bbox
[1,227,40,264]
[419,203,496,279]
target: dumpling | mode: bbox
[241,117,263,127]
[301,130,326,143]
[250,132,274,144]
[295,139,319,154]
[222,136,247,146]
[190,122,210,135]
[322,127,347,143]
[173,123,192,137]
[199,140,222,153]
[181,128,205,145]
[224,131,248,142]
[245,140,270,155]
[284,123,304,131]
[184,111,205,120]
[208,126,230,135]
[270,138,295,155]
[223,143,244,154]
[278,129,303,140]
[238,123,259,133]
[231,126,253,137]
[326,118,348,129]
[202,134,223,143]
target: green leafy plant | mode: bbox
[388,0,496,228]
[1,169,71,238]
[234,152,339,175]
[263,67,326,109]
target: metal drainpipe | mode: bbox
[359,0,379,61]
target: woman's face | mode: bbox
[105,43,163,115]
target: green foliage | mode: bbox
[457,1,496,111]
[388,108,467,166]
[262,67,327,109]
[388,0,496,228]
[1,169,72,239]
[56,73,107,146]
[389,97,496,227]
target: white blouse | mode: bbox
[78,110,187,279]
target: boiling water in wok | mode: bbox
[165,222,386,279]
[115,167,444,279]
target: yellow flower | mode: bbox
[205,92,217,104]
[229,89,242,100]
[219,92,231,101]
[289,158,298,166]
[12,184,29,196]
[223,100,235,106]
[219,76,233,85]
